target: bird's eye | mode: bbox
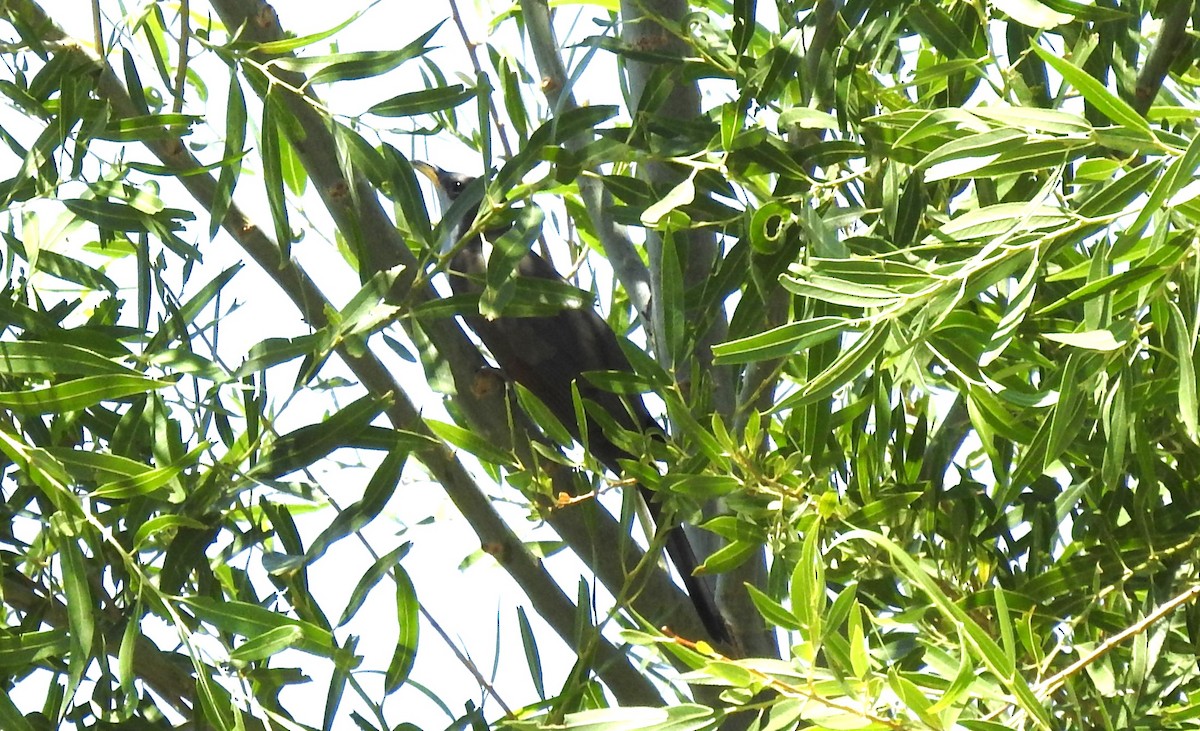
[450,180,465,194]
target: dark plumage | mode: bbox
[415,162,730,645]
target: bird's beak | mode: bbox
[412,160,441,186]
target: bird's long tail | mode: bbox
[640,489,733,646]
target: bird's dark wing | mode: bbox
[448,234,731,646]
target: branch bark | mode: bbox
[1131,0,1193,117]
[0,0,671,707]
[618,0,773,660]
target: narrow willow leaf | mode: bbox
[261,92,291,255]
[1031,44,1149,134]
[0,374,174,415]
[0,341,138,377]
[710,314,854,362]
[0,689,34,731]
[549,705,714,731]
[51,514,93,707]
[385,566,420,692]
[1041,328,1126,351]
[229,626,304,663]
[96,113,198,141]
[426,419,515,466]
[132,515,208,550]
[182,597,336,659]
[982,252,1038,366]
[0,631,68,669]
[1168,301,1200,442]
[92,441,207,499]
[210,71,246,239]
[251,11,370,54]
[1044,353,1088,471]
[482,205,544,317]
[965,138,1089,179]
[781,271,905,308]
[790,526,824,641]
[517,607,545,699]
[249,395,390,481]
[1115,130,1200,256]
[696,539,757,574]
[848,602,867,679]
[310,44,439,85]
[660,231,685,362]
[920,128,1026,179]
[63,198,148,231]
[834,529,1053,728]
[781,323,889,408]
[972,105,1091,134]
[145,263,243,354]
[368,85,476,117]
[338,543,412,627]
[640,175,695,227]
[907,3,983,60]
[745,584,802,631]
[299,445,408,566]
[659,474,741,499]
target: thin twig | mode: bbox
[446,0,514,162]
[1036,583,1200,701]
[90,0,100,52]
[172,0,190,114]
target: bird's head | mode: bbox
[413,160,480,252]
[413,160,474,210]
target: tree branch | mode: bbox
[519,0,654,320]
[0,0,665,706]
[1131,0,1193,117]
[207,0,717,667]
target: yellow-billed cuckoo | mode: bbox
[415,162,730,645]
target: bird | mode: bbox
[413,161,731,646]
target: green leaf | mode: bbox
[426,419,515,466]
[368,85,476,117]
[1030,44,1150,135]
[780,323,890,408]
[517,607,545,699]
[640,175,696,228]
[1169,301,1199,443]
[210,71,246,239]
[745,584,802,631]
[660,473,741,499]
[713,317,851,364]
[0,689,34,731]
[51,514,93,707]
[182,597,338,660]
[309,39,440,85]
[229,626,304,663]
[261,91,292,255]
[696,539,757,574]
[249,395,391,481]
[385,566,420,692]
[338,543,412,627]
[0,374,175,415]
[1041,328,1127,351]
[91,441,205,499]
[0,341,138,377]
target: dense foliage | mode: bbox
[1,0,1200,728]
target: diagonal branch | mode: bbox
[1131,0,1193,117]
[0,0,666,706]
[519,0,654,320]
[205,0,717,651]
